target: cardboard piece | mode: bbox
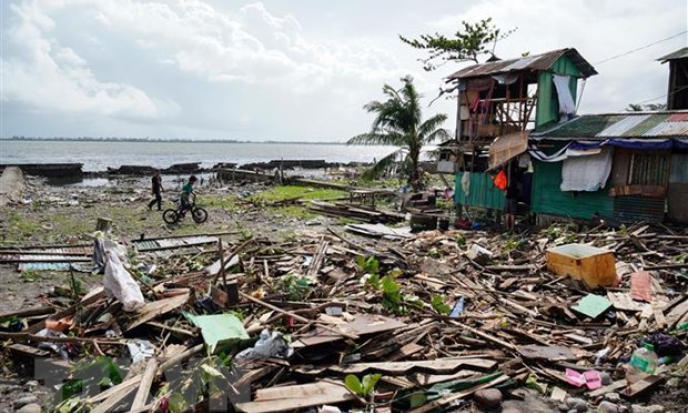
[572,294,612,319]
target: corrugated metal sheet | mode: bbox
[0,246,92,256]
[448,48,597,80]
[644,121,688,136]
[658,47,688,62]
[134,236,218,252]
[533,112,688,140]
[597,115,650,137]
[18,262,71,272]
[531,160,613,220]
[0,254,91,263]
[454,172,505,210]
[667,113,688,122]
[613,196,665,223]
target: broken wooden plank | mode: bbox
[587,380,627,398]
[623,375,664,398]
[236,381,354,413]
[450,321,516,351]
[241,292,359,340]
[516,345,578,362]
[665,297,688,328]
[408,374,508,413]
[328,357,497,375]
[125,292,190,331]
[131,358,158,410]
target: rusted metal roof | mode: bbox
[658,47,688,62]
[447,48,597,81]
[531,111,688,140]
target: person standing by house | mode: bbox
[504,179,519,232]
[147,170,164,211]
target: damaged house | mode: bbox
[446,47,688,225]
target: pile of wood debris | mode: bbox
[1,222,687,413]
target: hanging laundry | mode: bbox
[560,147,613,192]
[553,74,576,120]
[493,170,508,190]
[461,172,471,196]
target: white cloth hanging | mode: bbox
[560,147,613,192]
[553,74,576,120]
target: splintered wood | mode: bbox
[1,222,687,413]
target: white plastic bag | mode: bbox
[103,249,144,312]
[235,329,293,362]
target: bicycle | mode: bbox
[162,194,208,224]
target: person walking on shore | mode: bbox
[147,170,164,211]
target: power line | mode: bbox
[594,30,688,65]
[619,85,688,111]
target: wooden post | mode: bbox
[218,239,227,289]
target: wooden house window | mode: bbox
[628,152,671,186]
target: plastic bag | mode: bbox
[235,329,293,362]
[103,249,144,312]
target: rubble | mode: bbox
[0,219,686,413]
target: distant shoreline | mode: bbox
[0,138,383,145]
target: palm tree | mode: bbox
[348,76,450,190]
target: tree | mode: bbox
[399,18,515,71]
[627,103,667,112]
[348,76,450,190]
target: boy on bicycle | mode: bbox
[180,175,197,214]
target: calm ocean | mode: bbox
[0,140,397,172]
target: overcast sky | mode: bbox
[1,0,686,141]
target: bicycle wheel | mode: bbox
[163,209,179,224]
[192,207,208,223]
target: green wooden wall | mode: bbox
[535,55,583,128]
[454,172,505,210]
[531,160,614,220]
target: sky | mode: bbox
[0,0,686,142]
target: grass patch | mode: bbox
[271,205,318,221]
[204,194,241,212]
[251,185,347,203]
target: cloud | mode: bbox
[2,0,411,134]
[2,0,172,120]
[431,0,686,113]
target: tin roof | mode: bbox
[658,47,688,62]
[531,111,688,140]
[447,48,597,81]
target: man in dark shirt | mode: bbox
[504,180,519,231]
[147,170,164,211]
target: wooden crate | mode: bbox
[546,244,617,289]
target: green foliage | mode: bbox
[20,270,42,282]
[627,103,667,112]
[347,76,449,188]
[503,237,523,253]
[675,253,688,263]
[431,295,451,315]
[356,255,380,275]
[60,356,124,402]
[428,247,441,258]
[381,275,406,315]
[345,373,382,397]
[276,273,314,301]
[455,234,466,246]
[399,18,515,70]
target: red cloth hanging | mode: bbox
[493,170,508,190]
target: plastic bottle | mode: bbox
[625,343,658,384]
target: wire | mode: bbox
[594,30,688,65]
[618,84,688,111]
